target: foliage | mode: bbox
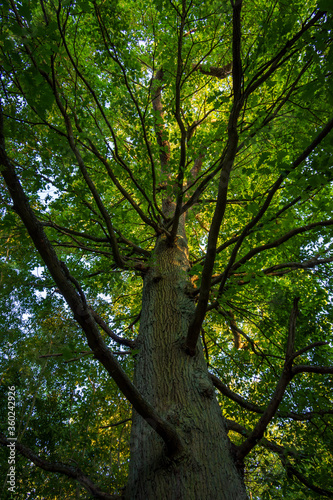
[0,0,333,498]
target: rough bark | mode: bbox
[125,229,248,499]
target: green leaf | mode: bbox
[318,0,333,11]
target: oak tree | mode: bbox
[1,0,333,498]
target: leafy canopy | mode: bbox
[0,0,333,498]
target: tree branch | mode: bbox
[169,2,188,242]
[291,341,329,361]
[211,373,264,413]
[0,106,184,459]
[41,221,110,243]
[230,219,333,276]
[93,4,161,218]
[211,372,333,420]
[5,3,126,266]
[226,420,333,497]
[192,62,233,79]
[100,418,131,429]
[217,254,333,285]
[185,0,244,355]
[292,364,333,375]
[229,295,333,461]
[152,69,171,171]
[88,141,161,234]
[213,116,333,296]
[55,7,161,227]
[261,256,333,277]
[0,433,121,500]
[225,419,296,457]
[236,298,299,460]
[91,310,135,348]
[244,10,325,97]
[281,460,333,498]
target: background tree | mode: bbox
[1,0,333,498]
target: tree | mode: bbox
[0,0,333,498]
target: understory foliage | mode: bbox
[0,0,333,498]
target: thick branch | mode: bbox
[0,433,120,500]
[91,310,135,348]
[281,460,333,497]
[213,116,333,296]
[152,69,171,170]
[226,420,333,497]
[211,373,333,421]
[231,219,333,275]
[229,310,242,349]
[292,364,333,375]
[169,3,188,242]
[236,298,299,460]
[0,108,183,459]
[185,0,243,355]
[186,153,204,187]
[193,62,233,79]
[225,419,296,457]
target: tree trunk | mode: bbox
[125,230,248,499]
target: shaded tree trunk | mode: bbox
[125,228,248,499]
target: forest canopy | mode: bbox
[0,0,333,498]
